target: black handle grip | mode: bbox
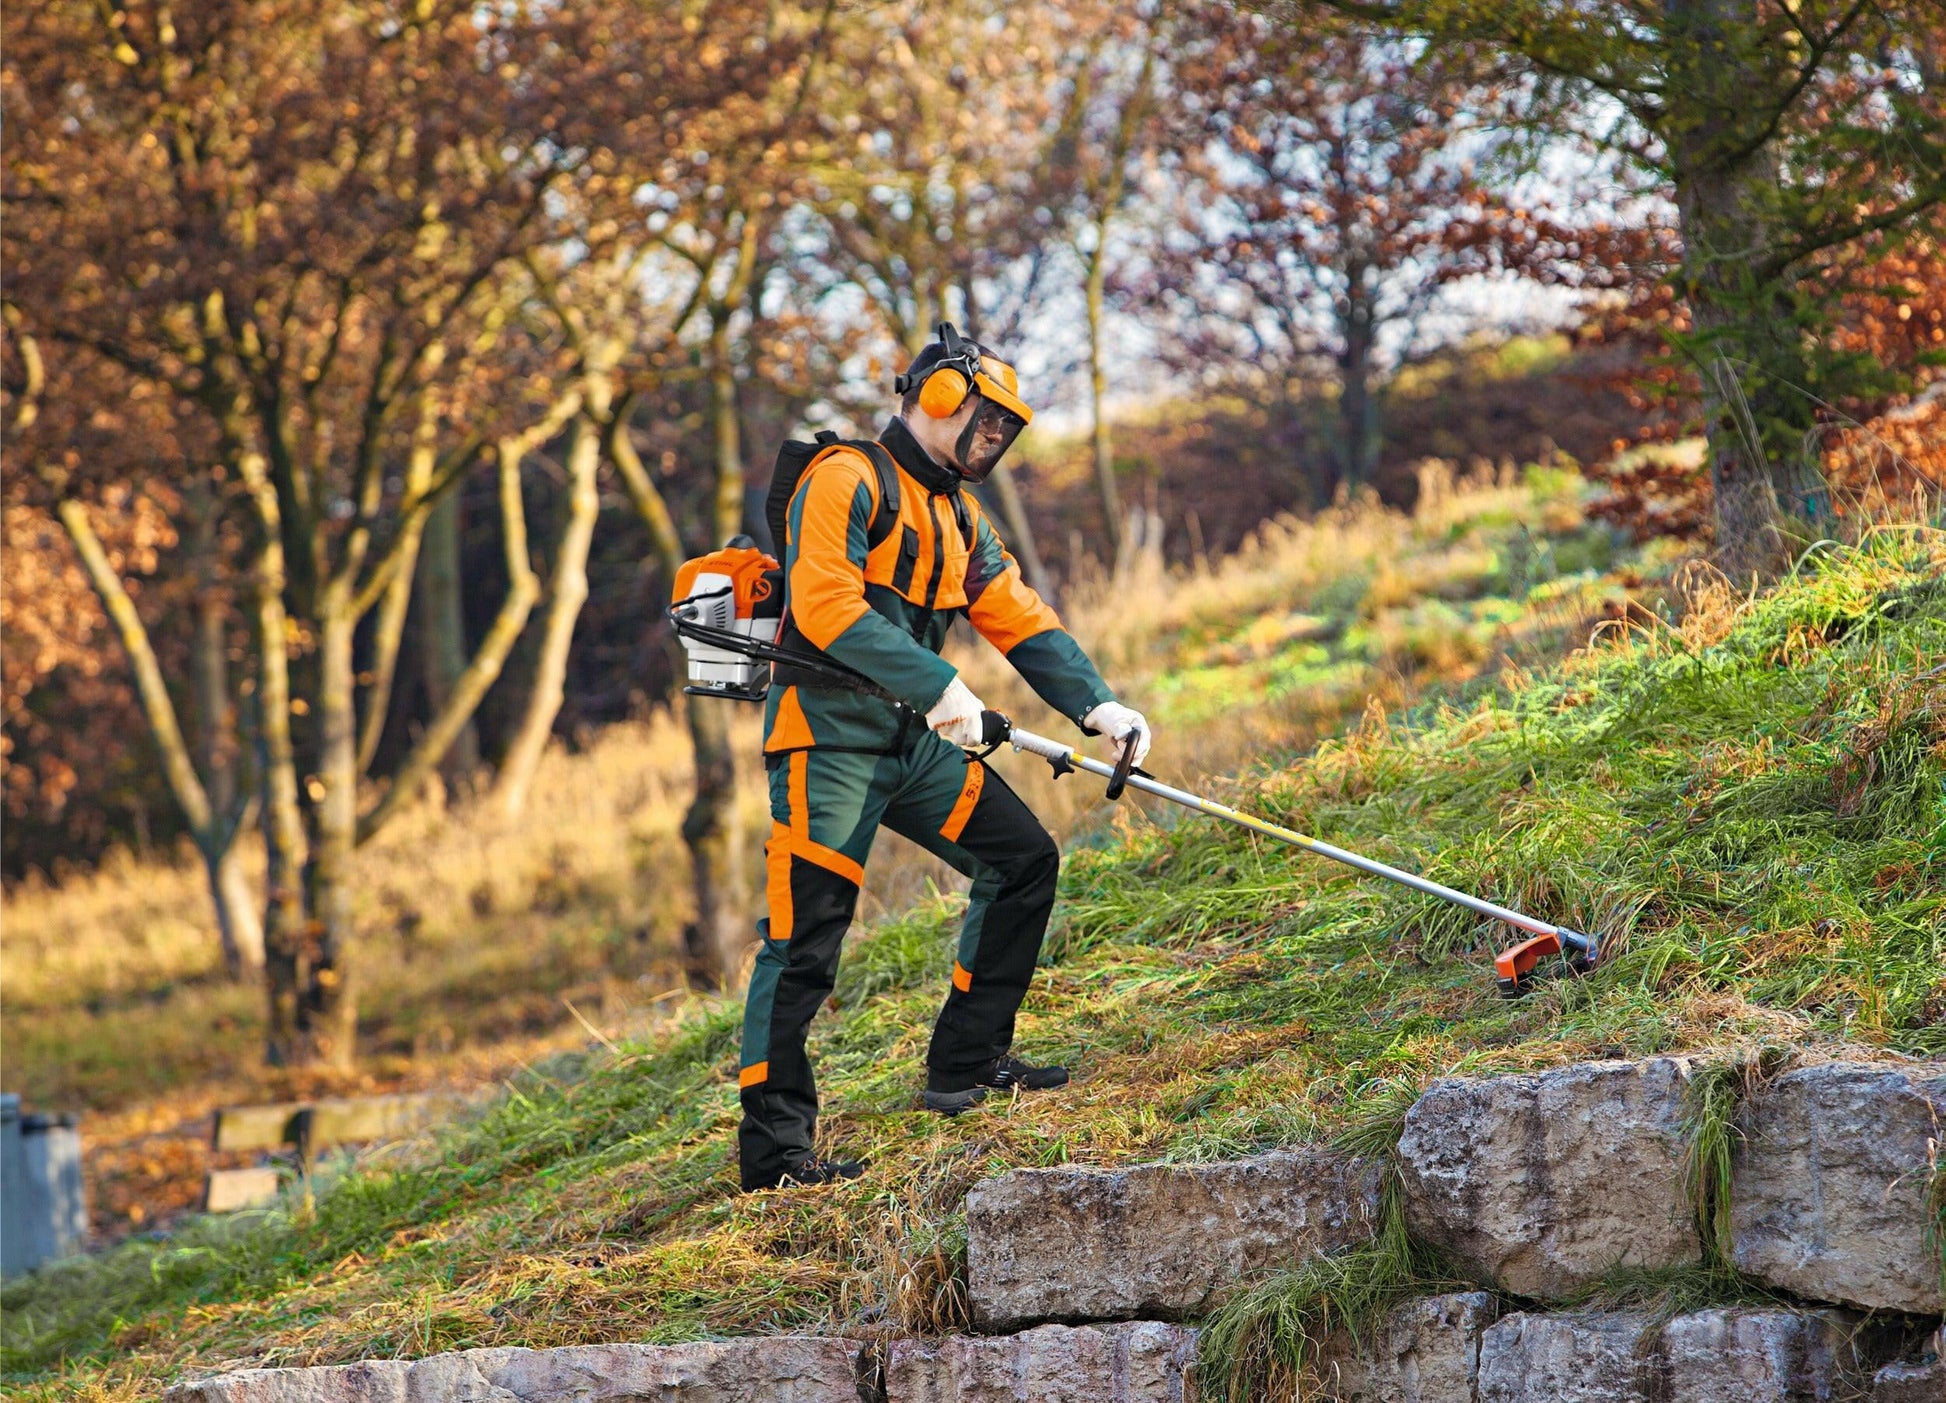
[1104,728,1142,801]
[979,710,1013,747]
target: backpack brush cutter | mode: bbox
[668,562,1597,997]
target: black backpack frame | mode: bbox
[763,430,901,562]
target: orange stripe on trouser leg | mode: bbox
[789,833,866,886]
[766,823,795,942]
[941,763,985,843]
[952,961,973,992]
[788,752,810,838]
[739,1061,769,1088]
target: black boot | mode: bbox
[924,1055,1070,1115]
[743,1153,867,1191]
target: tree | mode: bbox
[1160,13,1604,503]
[1305,0,1946,570]
[5,0,782,1064]
[1044,4,1164,560]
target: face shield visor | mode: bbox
[952,367,1033,483]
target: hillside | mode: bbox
[3,513,1942,1397]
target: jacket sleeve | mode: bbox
[786,450,957,712]
[964,511,1116,725]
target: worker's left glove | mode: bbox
[1083,701,1151,767]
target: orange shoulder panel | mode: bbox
[787,451,878,650]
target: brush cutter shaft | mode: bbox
[1004,725,1564,940]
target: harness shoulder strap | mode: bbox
[850,440,901,551]
[806,438,901,552]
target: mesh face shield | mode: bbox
[954,392,1029,482]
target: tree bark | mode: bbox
[286,584,360,1071]
[1336,269,1377,495]
[682,295,754,988]
[416,491,478,783]
[1664,0,1821,579]
[194,576,263,976]
[239,452,313,1066]
[1084,231,1123,565]
[492,407,603,818]
[681,696,746,987]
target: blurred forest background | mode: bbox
[3,0,1942,1179]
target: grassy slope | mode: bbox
[6,528,1943,1398]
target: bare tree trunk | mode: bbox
[1337,272,1376,495]
[239,452,314,1066]
[492,409,602,818]
[681,697,746,986]
[194,581,263,975]
[57,492,268,978]
[1084,235,1123,564]
[682,295,754,987]
[357,430,549,842]
[417,492,478,783]
[1665,0,1820,579]
[295,589,359,1070]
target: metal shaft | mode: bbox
[1006,727,1564,941]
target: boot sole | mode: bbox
[922,1086,989,1116]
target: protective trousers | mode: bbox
[737,730,1058,1190]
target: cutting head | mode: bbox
[1495,928,1600,998]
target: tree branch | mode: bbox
[356,429,544,843]
[57,495,216,838]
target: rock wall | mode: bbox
[966,1148,1380,1328]
[168,1057,1946,1403]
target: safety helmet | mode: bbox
[894,322,1034,482]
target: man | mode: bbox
[737,323,1152,1191]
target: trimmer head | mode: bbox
[1495,929,1600,999]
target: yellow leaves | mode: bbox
[112,42,139,66]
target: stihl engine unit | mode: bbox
[670,538,785,702]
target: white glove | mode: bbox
[926,675,988,748]
[1084,700,1151,767]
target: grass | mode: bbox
[3,496,1942,1397]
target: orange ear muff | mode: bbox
[918,367,969,418]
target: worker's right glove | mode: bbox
[926,675,988,748]
[1083,700,1151,767]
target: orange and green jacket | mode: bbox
[764,417,1114,756]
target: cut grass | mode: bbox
[5,532,1943,1399]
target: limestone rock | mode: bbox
[1477,1308,1884,1403]
[885,1321,1198,1402]
[965,1149,1380,1329]
[167,1361,410,1403]
[1477,1311,1658,1403]
[167,1337,867,1402]
[1657,1308,1874,1403]
[1731,1061,1946,1313]
[1397,1057,1701,1299]
[1315,1292,1497,1403]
